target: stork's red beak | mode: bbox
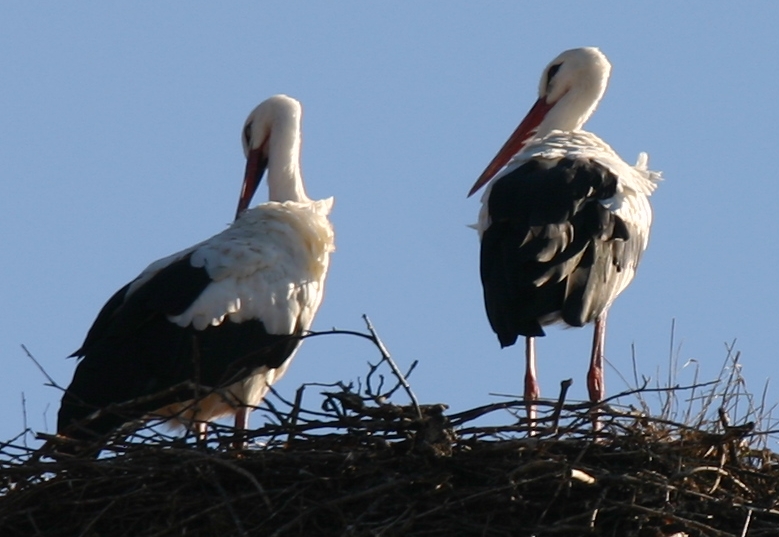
[467,97,554,197]
[235,147,268,219]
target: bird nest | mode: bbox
[2,329,779,536]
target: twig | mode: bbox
[305,317,421,417]
[361,315,422,419]
[21,344,63,391]
[740,508,753,537]
[549,379,572,435]
[21,392,28,449]
[287,385,306,444]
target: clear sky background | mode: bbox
[2,3,779,448]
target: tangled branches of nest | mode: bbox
[2,329,779,536]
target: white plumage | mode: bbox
[159,198,334,334]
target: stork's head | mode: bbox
[468,47,612,197]
[536,47,611,135]
[236,94,303,217]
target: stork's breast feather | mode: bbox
[169,199,335,334]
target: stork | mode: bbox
[57,94,335,449]
[467,48,661,427]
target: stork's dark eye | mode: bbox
[243,123,253,147]
[546,63,562,88]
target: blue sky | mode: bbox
[2,3,779,447]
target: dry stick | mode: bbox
[448,400,533,426]
[622,342,651,417]
[360,314,421,418]
[662,318,676,420]
[631,342,640,395]
[536,450,595,528]
[286,385,306,445]
[264,383,340,420]
[724,347,743,420]
[549,379,573,436]
[77,499,118,537]
[757,378,775,450]
[21,392,28,449]
[245,412,412,442]
[451,380,720,433]
[739,508,753,537]
[676,466,751,495]
[41,402,50,435]
[684,357,702,427]
[715,342,740,417]
[718,406,755,469]
[208,467,250,537]
[21,344,63,391]
[182,448,272,509]
[305,318,421,417]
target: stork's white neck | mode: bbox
[266,113,310,203]
[536,89,601,136]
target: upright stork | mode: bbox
[468,48,661,425]
[57,94,335,448]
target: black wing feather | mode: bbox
[58,254,301,441]
[480,157,629,347]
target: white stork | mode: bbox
[57,94,335,447]
[467,48,661,425]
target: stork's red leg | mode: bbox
[588,310,607,430]
[194,421,207,443]
[233,406,249,449]
[525,336,540,434]
[587,312,607,402]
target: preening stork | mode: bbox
[57,94,335,448]
[468,48,661,425]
